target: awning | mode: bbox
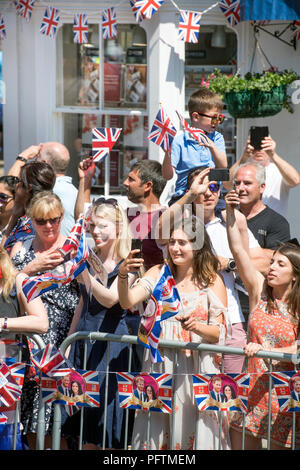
[240,0,300,21]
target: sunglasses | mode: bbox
[197,113,225,126]
[34,216,62,226]
[208,183,220,193]
[93,197,118,207]
[0,193,13,203]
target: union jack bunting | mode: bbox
[130,0,146,23]
[73,14,88,44]
[148,105,177,152]
[117,372,172,413]
[102,8,117,39]
[178,10,202,44]
[218,0,240,27]
[92,127,122,162]
[192,373,250,412]
[21,216,89,302]
[16,0,35,22]
[40,6,60,38]
[134,0,166,20]
[291,21,300,41]
[0,14,6,40]
[30,344,74,378]
[176,110,210,146]
[271,371,300,412]
[0,361,22,407]
[138,262,181,363]
[40,369,100,408]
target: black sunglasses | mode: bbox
[196,112,225,125]
[208,183,220,193]
[34,216,62,226]
[0,193,13,203]
[93,197,118,207]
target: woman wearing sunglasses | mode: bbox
[66,197,133,450]
[0,176,19,243]
[9,191,80,450]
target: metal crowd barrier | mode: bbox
[47,331,299,451]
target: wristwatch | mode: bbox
[16,155,27,162]
[226,258,236,272]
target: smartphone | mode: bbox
[209,168,230,181]
[250,126,269,150]
[131,238,143,257]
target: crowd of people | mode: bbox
[0,88,300,451]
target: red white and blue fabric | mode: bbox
[192,373,250,412]
[134,0,165,20]
[0,14,6,40]
[21,216,89,302]
[40,6,60,38]
[102,8,117,39]
[92,127,122,162]
[117,372,172,413]
[176,110,210,145]
[0,361,22,408]
[178,10,201,44]
[0,412,7,424]
[137,262,181,363]
[291,21,300,41]
[16,0,35,22]
[73,14,88,44]
[30,344,73,378]
[218,0,240,27]
[8,362,26,389]
[130,0,146,23]
[148,105,177,152]
[271,371,300,412]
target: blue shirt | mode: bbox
[171,129,226,197]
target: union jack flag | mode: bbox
[138,262,181,363]
[30,344,74,378]
[178,10,201,44]
[0,412,7,424]
[92,127,122,162]
[218,0,240,27]
[193,373,250,412]
[8,361,26,388]
[291,21,300,41]
[21,216,89,302]
[176,110,210,146]
[0,14,6,40]
[148,105,177,152]
[117,372,172,413]
[102,8,117,39]
[16,0,35,22]
[271,371,300,412]
[134,0,165,20]
[130,0,146,23]
[0,360,22,407]
[73,14,88,44]
[40,6,60,38]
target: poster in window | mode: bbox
[104,62,122,106]
[124,64,147,106]
[78,57,100,106]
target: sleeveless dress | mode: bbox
[230,297,300,447]
[11,244,80,434]
[131,277,230,450]
[67,262,130,449]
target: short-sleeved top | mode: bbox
[53,176,78,237]
[171,129,226,197]
[246,205,290,249]
[261,162,291,217]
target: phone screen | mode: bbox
[208,168,230,181]
[131,238,143,255]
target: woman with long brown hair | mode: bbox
[118,216,229,450]
[225,189,300,450]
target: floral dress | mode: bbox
[12,244,80,434]
[231,297,300,448]
[131,277,230,451]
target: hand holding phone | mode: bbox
[250,126,269,150]
[131,238,143,258]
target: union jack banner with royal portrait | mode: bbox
[117,371,172,413]
[193,373,250,412]
[271,370,300,412]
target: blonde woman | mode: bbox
[9,191,80,449]
[67,198,133,450]
[0,248,48,450]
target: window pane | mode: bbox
[62,113,148,193]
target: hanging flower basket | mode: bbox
[201,69,299,119]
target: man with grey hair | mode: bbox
[39,142,78,236]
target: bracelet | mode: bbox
[0,317,8,333]
[16,155,27,163]
[118,271,128,279]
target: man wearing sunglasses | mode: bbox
[162,88,227,206]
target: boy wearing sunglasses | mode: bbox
[162,88,228,206]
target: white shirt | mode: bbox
[262,162,290,217]
[205,217,259,324]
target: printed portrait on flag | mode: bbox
[125,65,147,106]
[193,373,250,412]
[117,372,172,413]
[272,370,300,412]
